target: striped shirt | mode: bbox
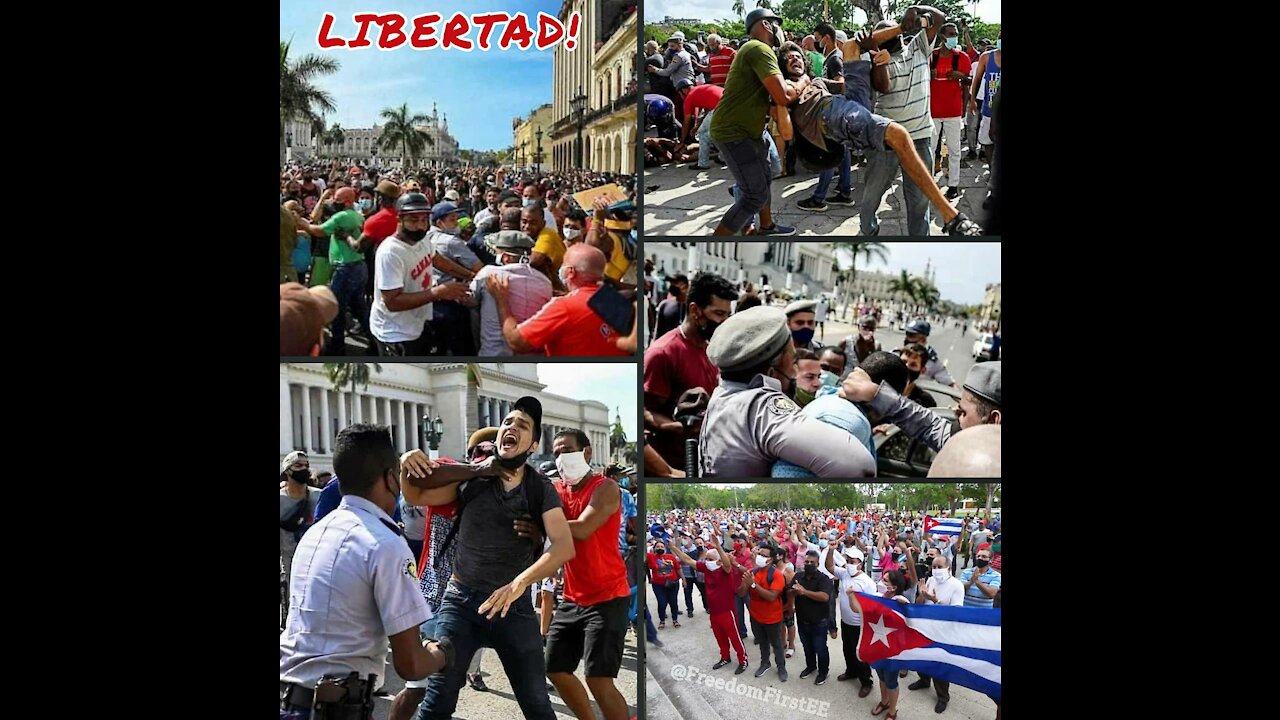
[959,566,1001,608]
[707,47,736,87]
[874,29,934,141]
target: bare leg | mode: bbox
[389,688,425,720]
[587,676,630,720]
[884,124,958,224]
[549,672,595,720]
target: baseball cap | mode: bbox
[444,189,461,202]
[280,283,338,355]
[280,450,308,474]
[511,396,543,440]
[431,202,460,222]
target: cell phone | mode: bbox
[586,281,635,335]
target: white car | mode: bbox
[972,333,995,360]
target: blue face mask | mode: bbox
[819,540,829,549]
[792,328,815,346]
[995,39,1001,50]
[819,370,838,388]
[945,36,958,49]
[358,198,373,212]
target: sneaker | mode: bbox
[908,678,931,691]
[778,668,788,682]
[826,192,855,206]
[797,197,828,212]
[713,659,731,670]
[754,663,772,678]
[815,673,828,686]
[785,648,795,659]
[935,700,948,714]
[945,186,960,200]
[758,223,797,236]
[736,662,748,675]
[689,164,711,170]
[800,667,816,679]
[687,609,694,618]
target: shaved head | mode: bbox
[500,207,522,231]
[564,244,607,282]
[928,425,1001,478]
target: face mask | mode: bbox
[358,198,373,212]
[733,541,742,551]
[932,568,949,580]
[555,450,591,484]
[906,368,921,382]
[656,546,666,554]
[290,469,310,484]
[681,539,691,548]
[523,198,534,208]
[704,560,720,572]
[558,266,572,287]
[819,540,828,549]
[620,477,631,489]
[496,436,533,470]
[564,227,581,241]
[332,202,346,212]
[860,330,874,341]
[976,558,989,568]
[795,385,816,407]
[755,555,768,568]
[771,23,785,48]
[945,36,958,49]
[805,563,817,575]
[402,228,427,242]
[996,39,1001,50]
[792,328,815,346]
[883,38,903,54]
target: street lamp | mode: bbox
[570,85,587,168]
[520,141,527,170]
[286,130,293,162]
[422,413,445,459]
[535,128,543,173]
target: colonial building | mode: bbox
[514,103,555,172]
[646,242,838,295]
[980,283,1001,328]
[280,363,614,473]
[551,0,636,174]
[333,103,460,167]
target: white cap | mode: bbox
[845,546,865,561]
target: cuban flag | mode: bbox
[854,593,1001,701]
[923,515,963,537]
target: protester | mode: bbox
[467,231,552,356]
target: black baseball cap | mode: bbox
[511,396,543,440]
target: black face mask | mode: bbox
[906,368,921,382]
[695,309,722,340]
[332,202,346,212]
[289,469,310,484]
[402,228,428,242]
[975,558,989,568]
[496,437,534,470]
[804,563,816,575]
[882,37,903,54]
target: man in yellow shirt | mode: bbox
[522,205,567,294]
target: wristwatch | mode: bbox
[751,582,758,589]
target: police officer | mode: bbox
[902,319,956,386]
[840,360,1000,453]
[784,300,824,352]
[281,423,455,719]
[697,306,876,477]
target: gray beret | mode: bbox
[491,230,535,251]
[707,306,792,372]
[784,299,817,316]
[963,361,1001,407]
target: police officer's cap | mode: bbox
[784,299,817,316]
[962,361,1001,407]
[904,319,932,336]
[707,306,792,372]
[491,230,535,252]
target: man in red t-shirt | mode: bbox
[930,22,973,198]
[487,244,629,357]
[357,180,402,304]
[546,429,630,720]
[644,271,737,471]
[670,538,749,673]
[677,83,724,148]
[741,543,788,681]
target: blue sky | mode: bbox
[281,0,564,151]
[836,242,1000,306]
[647,1,1001,25]
[537,364,638,441]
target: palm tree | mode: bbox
[322,124,346,160]
[280,40,340,165]
[915,280,941,312]
[378,104,435,169]
[324,362,383,427]
[832,241,888,320]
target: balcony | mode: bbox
[583,90,637,125]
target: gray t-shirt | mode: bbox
[280,486,322,548]
[971,529,990,551]
[428,228,482,286]
[452,468,563,596]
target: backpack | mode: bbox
[433,469,547,571]
[931,48,961,74]
[280,495,310,533]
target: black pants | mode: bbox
[916,673,950,702]
[654,582,680,622]
[841,622,873,686]
[429,300,475,356]
[750,617,786,669]
[682,578,707,613]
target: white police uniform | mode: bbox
[280,495,431,689]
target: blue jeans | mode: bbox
[416,580,555,720]
[859,135,934,236]
[812,145,852,201]
[797,618,830,674]
[325,261,369,355]
[878,666,900,690]
[725,132,781,231]
[697,110,715,167]
[734,593,750,637]
[644,604,658,642]
[654,582,680,622]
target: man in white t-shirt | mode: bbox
[826,543,877,696]
[468,231,553,357]
[814,298,829,343]
[370,192,470,356]
[908,553,965,713]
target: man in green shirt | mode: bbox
[708,7,811,236]
[298,186,369,355]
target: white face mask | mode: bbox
[704,560,720,572]
[932,568,949,580]
[755,555,768,568]
[564,227,581,240]
[555,451,591,484]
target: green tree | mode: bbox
[280,40,339,166]
[833,241,889,320]
[888,269,919,308]
[324,363,383,427]
[377,103,435,169]
[322,124,346,159]
[915,278,941,310]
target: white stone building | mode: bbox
[283,119,316,163]
[331,103,460,167]
[280,363,614,474]
[645,242,838,295]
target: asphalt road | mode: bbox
[642,581,996,720]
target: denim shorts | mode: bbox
[877,667,900,690]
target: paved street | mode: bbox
[281,622,639,719]
[643,581,996,720]
[811,306,980,389]
[642,152,992,236]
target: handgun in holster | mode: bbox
[311,672,375,720]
